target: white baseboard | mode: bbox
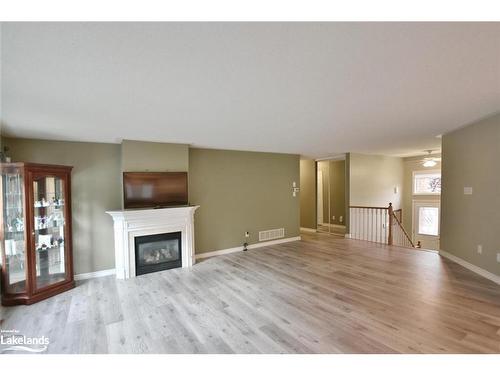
[195,236,302,260]
[74,268,116,281]
[319,223,346,229]
[300,227,317,233]
[73,237,302,279]
[439,250,500,285]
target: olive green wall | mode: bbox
[2,137,301,272]
[121,139,189,172]
[349,153,404,209]
[189,148,300,254]
[3,137,121,274]
[402,155,441,235]
[440,113,500,276]
[299,159,316,229]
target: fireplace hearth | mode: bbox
[134,232,182,276]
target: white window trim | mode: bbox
[412,169,441,196]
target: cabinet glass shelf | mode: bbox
[1,162,74,306]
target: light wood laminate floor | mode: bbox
[1,232,500,354]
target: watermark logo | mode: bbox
[0,329,50,353]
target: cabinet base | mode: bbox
[1,280,75,306]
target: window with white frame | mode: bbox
[413,170,441,195]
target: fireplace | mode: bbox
[107,206,199,279]
[134,231,182,276]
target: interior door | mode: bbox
[413,201,440,250]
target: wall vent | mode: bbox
[259,228,285,242]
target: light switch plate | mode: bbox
[464,187,473,195]
[477,245,482,254]
[497,253,500,263]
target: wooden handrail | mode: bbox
[349,205,389,210]
[391,211,420,248]
[393,208,402,223]
[388,203,393,245]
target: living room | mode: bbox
[0,2,499,374]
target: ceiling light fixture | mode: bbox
[423,159,437,167]
[421,150,440,168]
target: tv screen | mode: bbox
[123,172,188,209]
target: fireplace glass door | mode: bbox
[134,232,182,275]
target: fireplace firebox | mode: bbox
[134,232,182,276]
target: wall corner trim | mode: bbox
[74,268,116,281]
[439,250,500,285]
[195,236,302,260]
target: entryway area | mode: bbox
[410,168,441,250]
[413,201,440,250]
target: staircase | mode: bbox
[348,203,421,249]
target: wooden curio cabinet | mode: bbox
[0,163,74,305]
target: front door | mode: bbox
[413,201,440,250]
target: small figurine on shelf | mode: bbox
[34,200,42,208]
[50,213,58,227]
[34,216,49,230]
[41,198,49,207]
[14,217,24,232]
[36,234,52,250]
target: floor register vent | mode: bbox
[259,228,285,242]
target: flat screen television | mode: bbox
[123,172,188,209]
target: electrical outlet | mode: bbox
[245,231,250,238]
[332,215,336,222]
[497,253,500,263]
[339,216,343,223]
[477,245,482,254]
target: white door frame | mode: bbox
[412,199,440,248]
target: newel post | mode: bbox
[388,202,393,245]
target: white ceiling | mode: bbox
[1,22,499,158]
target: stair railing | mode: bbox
[348,203,421,249]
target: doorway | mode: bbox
[316,157,346,236]
[413,201,440,250]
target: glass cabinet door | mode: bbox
[33,174,68,289]
[1,169,27,294]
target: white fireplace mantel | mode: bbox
[106,205,199,279]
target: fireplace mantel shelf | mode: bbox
[106,205,199,279]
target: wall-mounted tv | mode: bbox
[123,172,188,209]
